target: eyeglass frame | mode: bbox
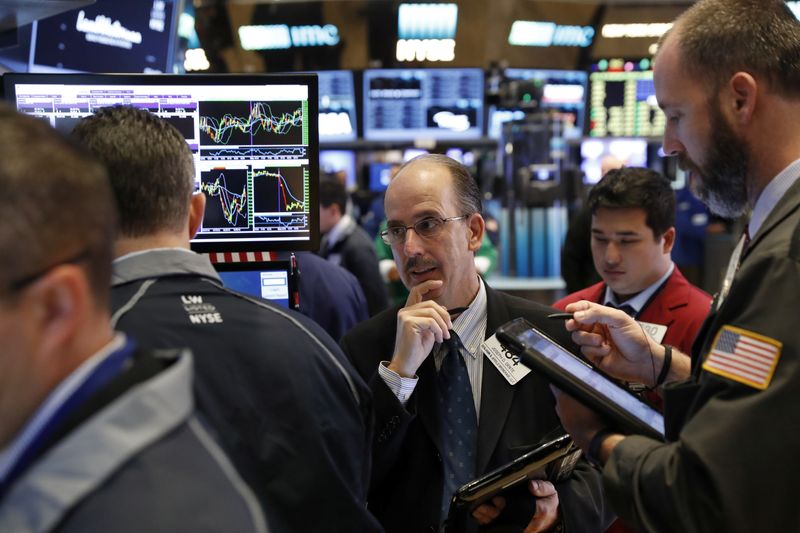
[380,214,472,246]
[2,248,92,298]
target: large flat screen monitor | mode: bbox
[363,68,484,141]
[317,70,357,142]
[588,59,666,138]
[489,69,587,140]
[3,73,320,253]
[28,0,180,74]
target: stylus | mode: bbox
[547,313,573,320]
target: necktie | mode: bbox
[606,301,637,318]
[437,331,478,521]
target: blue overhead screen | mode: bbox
[317,70,357,142]
[363,68,484,141]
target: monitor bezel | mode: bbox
[2,72,320,253]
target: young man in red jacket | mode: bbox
[554,167,711,356]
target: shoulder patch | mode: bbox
[702,325,782,390]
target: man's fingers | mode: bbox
[529,480,556,497]
[471,502,502,525]
[405,279,444,306]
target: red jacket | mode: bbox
[553,267,712,354]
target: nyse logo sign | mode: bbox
[396,38,455,62]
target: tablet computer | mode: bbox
[449,433,579,514]
[496,317,665,440]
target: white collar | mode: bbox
[749,157,800,238]
[603,262,674,314]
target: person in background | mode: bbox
[276,250,369,341]
[71,105,382,533]
[318,178,389,316]
[672,185,711,288]
[554,167,711,356]
[341,154,611,533]
[560,155,626,293]
[0,106,266,533]
[554,1,800,530]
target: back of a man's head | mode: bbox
[663,0,800,98]
[0,105,116,306]
[319,178,348,214]
[588,167,675,239]
[71,105,195,238]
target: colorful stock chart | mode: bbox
[8,76,317,251]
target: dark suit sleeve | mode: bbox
[602,251,800,533]
[340,330,415,488]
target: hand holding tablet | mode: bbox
[496,317,665,440]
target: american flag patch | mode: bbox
[702,326,782,390]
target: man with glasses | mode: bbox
[341,154,610,533]
[0,106,266,532]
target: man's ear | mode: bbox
[727,72,758,126]
[188,192,206,239]
[26,265,88,357]
[467,213,485,253]
[662,227,676,255]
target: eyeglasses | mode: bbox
[380,215,470,245]
[3,248,92,296]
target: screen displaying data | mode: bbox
[589,60,666,138]
[488,69,587,140]
[29,0,179,74]
[317,70,357,141]
[4,74,319,252]
[216,261,292,308]
[363,68,484,141]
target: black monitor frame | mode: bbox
[2,72,320,253]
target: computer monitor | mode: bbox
[28,0,180,74]
[319,150,357,189]
[363,68,484,141]
[588,59,666,138]
[368,162,395,192]
[214,260,294,308]
[3,73,320,253]
[580,137,648,184]
[488,69,587,140]
[317,70,357,142]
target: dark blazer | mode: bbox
[341,283,611,533]
[603,176,800,532]
[553,267,712,354]
[319,220,389,316]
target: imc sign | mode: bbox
[239,24,340,50]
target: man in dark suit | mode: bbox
[554,1,800,530]
[341,154,611,533]
[554,167,711,355]
[318,178,389,316]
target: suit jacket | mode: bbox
[319,219,389,316]
[603,177,800,532]
[553,267,712,354]
[341,283,611,533]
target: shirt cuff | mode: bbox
[378,361,418,405]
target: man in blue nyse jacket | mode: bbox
[72,105,382,533]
